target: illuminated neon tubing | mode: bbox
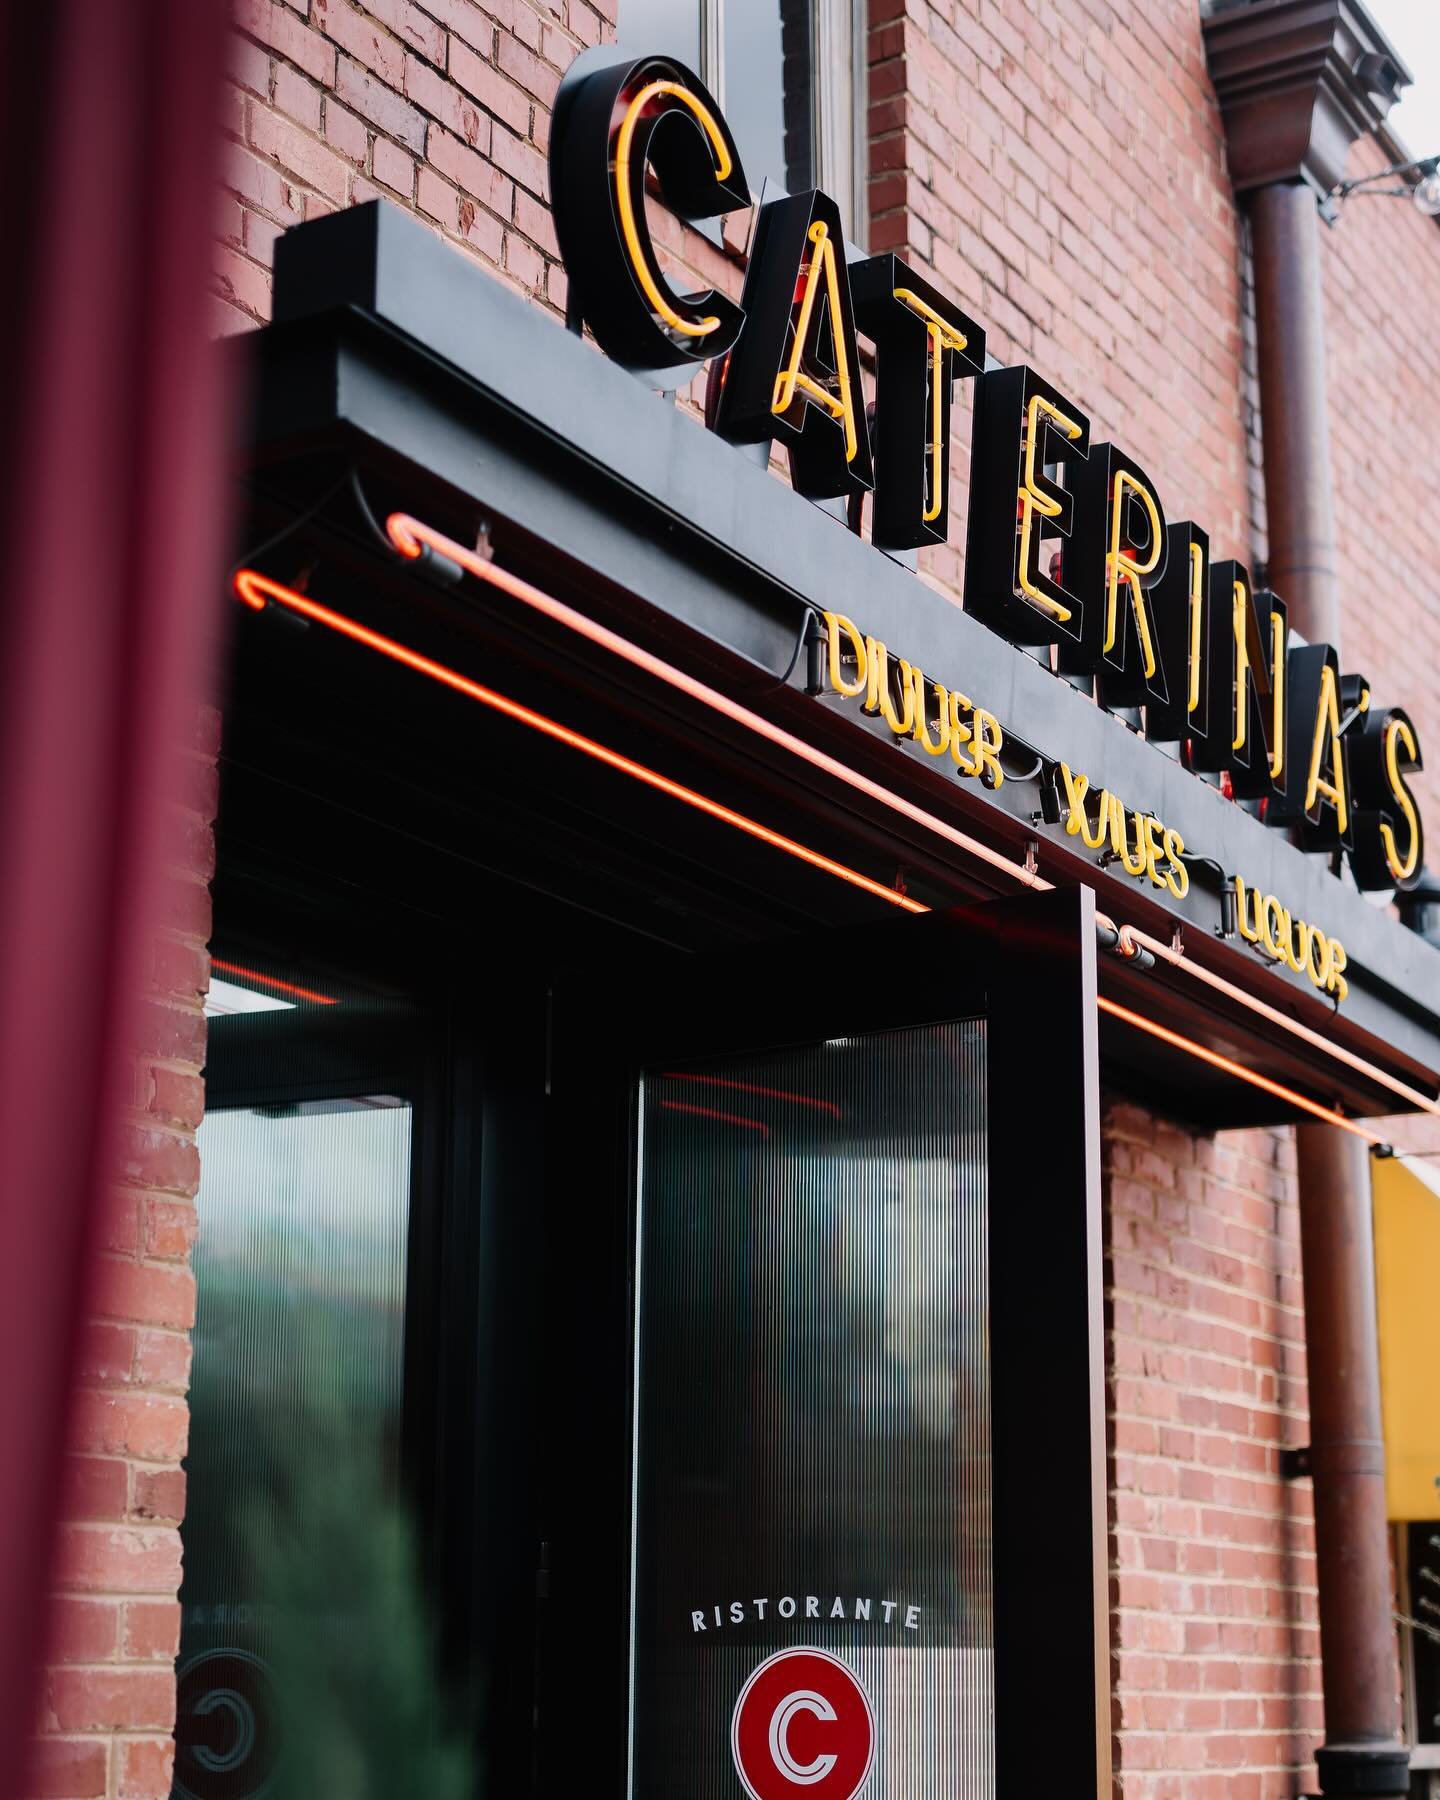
[614,79,731,338]
[233,564,1401,1141]
[233,566,1430,1136]
[382,512,1440,1119]
[211,957,338,1005]
[385,513,1046,895]
[233,568,925,918]
[1096,997,1391,1149]
[245,531,1439,1123]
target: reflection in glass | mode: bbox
[617,0,701,72]
[629,1023,993,1797]
[173,1098,411,1800]
[725,0,814,196]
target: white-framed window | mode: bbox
[618,0,869,244]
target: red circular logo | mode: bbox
[731,1647,876,1800]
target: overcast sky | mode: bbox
[1368,0,1440,158]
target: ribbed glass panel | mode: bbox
[173,1096,411,1800]
[629,1022,992,1798]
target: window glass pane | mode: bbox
[629,1022,994,1798]
[725,0,814,195]
[173,995,413,1800]
[618,0,701,71]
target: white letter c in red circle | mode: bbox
[731,1647,875,1800]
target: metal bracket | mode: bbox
[1281,1444,1312,1480]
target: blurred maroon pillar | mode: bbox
[0,1,230,1789]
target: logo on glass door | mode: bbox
[731,1647,876,1799]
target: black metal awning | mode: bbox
[223,200,1440,1132]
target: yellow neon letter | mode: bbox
[1187,542,1204,715]
[1017,393,1084,623]
[1284,916,1312,976]
[949,691,978,775]
[912,675,952,756]
[822,612,867,697]
[1112,802,1149,879]
[1139,814,1168,889]
[1066,772,1110,850]
[1104,470,1162,678]
[972,709,1005,788]
[1381,716,1421,884]
[1060,763,1091,835]
[1268,606,1285,782]
[1231,578,1250,754]
[1327,940,1348,1003]
[772,221,861,464]
[1304,664,1349,835]
[893,288,969,523]
[1235,877,1262,944]
[863,638,917,736]
[614,81,733,338]
[1162,827,1189,900]
[1261,894,1290,963]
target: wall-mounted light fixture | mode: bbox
[1330,154,1440,219]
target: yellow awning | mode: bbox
[1374,1153,1440,1521]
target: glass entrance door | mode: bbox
[540,889,1108,1800]
[631,1025,992,1798]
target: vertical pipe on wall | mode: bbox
[1249,182,1343,645]
[1294,1128,1405,1796]
[1250,179,1408,1800]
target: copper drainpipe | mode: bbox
[1252,191,1405,1795]
[1204,5,1414,1794]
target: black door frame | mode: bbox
[195,890,556,1797]
[539,885,1107,1797]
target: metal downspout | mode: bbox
[1250,177,1407,1800]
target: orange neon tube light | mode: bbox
[385,513,1048,896]
[211,957,338,1005]
[382,514,1440,1123]
[232,568,926,918]
[232,564,1427,1144]
[1096,996,1390,1148]
[1092,913,1437,1116]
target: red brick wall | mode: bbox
[870,0,1254,608]
[31,713,217,1800]
[1106,1104,1319,1799]
[1322,136,1440,1161]
[1325,134,1440,867]
[214,0,614,336]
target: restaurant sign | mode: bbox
[549,49,1425,955]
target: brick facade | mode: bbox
[32,714,217,1800]
[1323,128,1440,1165]
[1106,1105,1318,1800]
[1326,130,1440,857]
[213,0,610,338]
[35,0,1438,1793]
